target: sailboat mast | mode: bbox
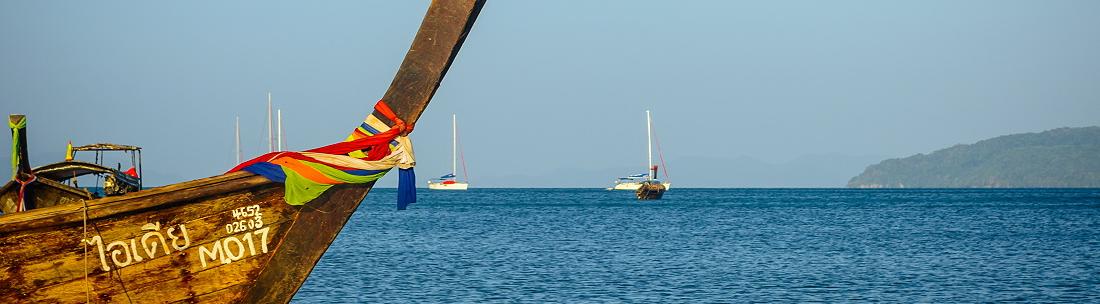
[267,92,274,153]
[452,114,457,176]
[235,116,241,164]
[277,109,283,152]
[647,110,653,181]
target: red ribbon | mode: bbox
[14,173,35,212]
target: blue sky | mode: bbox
[2,1,1099,187]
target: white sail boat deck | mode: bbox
[608,176,671,190]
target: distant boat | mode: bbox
[428,114,469,190]
[606,110,669,199]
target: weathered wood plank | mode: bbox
[0,172,270,233]
[31,220,294,303]
[1,198,298,294]
[0,177,92,215]
[241,185,371,302]
[175,283,250,304]
[1,185,296,301]
[0,185,280,263]
[374,0,487,127]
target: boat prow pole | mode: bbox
[242,1,486,302]
[8,114,30,179]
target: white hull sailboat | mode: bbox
[607,110,669,199]
[428,180,469,190]
[428,114,469,190]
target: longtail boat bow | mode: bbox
[0,1,485,303]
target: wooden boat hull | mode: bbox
[0,172,369,303]
[0,176,93,214]
[635,182,666,200]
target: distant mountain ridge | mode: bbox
[848,126,1100,188]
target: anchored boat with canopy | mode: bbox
[1,117,145,214]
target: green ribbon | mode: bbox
[280,161,389,205]
[9,116,25,179]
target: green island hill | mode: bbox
[849,126,1100,188]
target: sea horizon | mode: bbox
[295,188,1100,302]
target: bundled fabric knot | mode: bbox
[228,100,418,210]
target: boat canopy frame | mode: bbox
[69,142,143,189]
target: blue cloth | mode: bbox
[397,168,416,210]
[243,162,287,183]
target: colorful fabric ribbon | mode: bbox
[9,116,33,212]
[228,100,418,209]
[10,116,25,179]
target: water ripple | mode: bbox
[292,189,1100,303]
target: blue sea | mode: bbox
[292,189,1100,303]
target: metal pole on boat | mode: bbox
[267,92,274,153]
[647,110,653,181]
[235,116,241,164]
[277,109,283,152]
[137,149,142,189]
[452,113,457,176]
